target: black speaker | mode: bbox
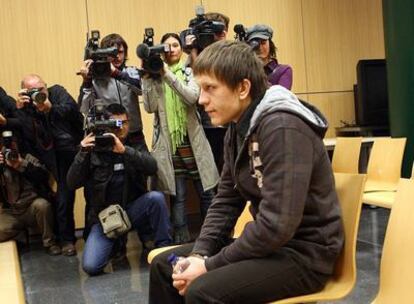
[355,59,389,127]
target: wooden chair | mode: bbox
[272,173,366,303]
[232,202,253,238]
[0,241,25,304]
[148,202,254,264]
[331,137,362,174]
[371,178,414,304]
[362,137,406,209]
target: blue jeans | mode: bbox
[82,191,172,275]
[171,177,214,229]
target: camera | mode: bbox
[85,101,122,152]
[233,24,260,50]
[1,131,19,162]
[83,30,119,79]
[136,28,170,75]
[180,5,225,53]
[23,88,47,104]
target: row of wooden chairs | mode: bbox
[332,137,407,208]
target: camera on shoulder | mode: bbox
[233,24,260,50]
[136,28,170,76]
[85,101,122,152]
[180,5,225,53]
[83,30,118,79]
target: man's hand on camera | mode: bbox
[17,89,31,109]
[103,132,125,154]
[79,59,93,80]
[80,132,95,151]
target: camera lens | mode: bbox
[32,91,47,104]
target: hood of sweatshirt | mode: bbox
[248,85,329,138]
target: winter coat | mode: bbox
[142,68,219,195]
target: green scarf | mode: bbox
[164,61,188,153]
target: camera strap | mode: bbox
[115,79,123,107]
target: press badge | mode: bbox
[114,163,125,171]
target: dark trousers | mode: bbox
[149,243,330,304]
[56,150,77,243]
[204,127,227,174]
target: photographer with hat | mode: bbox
[246,24,293,89]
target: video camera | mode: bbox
[233,24,260,50]
[22,88,47,104]
[83,30,118,79]
[180,5,225,53]
[1,131,19,162]
[136,28,170,75]
[85,101,122,152]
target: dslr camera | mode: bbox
[180,5,225,53]
[136,28,170,75]
[233,24,260,50]
[85,101,122,152]
[83,30,119,79]
[23,88,47,104]
[1,131,19,162]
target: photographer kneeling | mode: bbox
[0,135,60,255]
[67,103,172,276]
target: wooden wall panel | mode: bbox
[307,92,356,138]
[86,0,200,69]
[0,0,86,99]
[302,0,385,92]
[203,0,307,93]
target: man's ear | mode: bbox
[239,79,251,100]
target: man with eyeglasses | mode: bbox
[67,103,172,276]
[16,74,84,256]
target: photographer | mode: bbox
[67,103,172,276]
[246,24,293,89]
[0,142,61,256]
[16,74,83,256]
[78,33,144,139]
[142,33,218,244]
[183,11,230,174]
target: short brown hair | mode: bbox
[193,40,268,101]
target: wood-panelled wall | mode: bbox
[0,0,384,138]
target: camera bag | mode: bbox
[98,204,131,239]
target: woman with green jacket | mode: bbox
[142,33,219,244]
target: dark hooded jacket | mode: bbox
[192,85,344,275]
